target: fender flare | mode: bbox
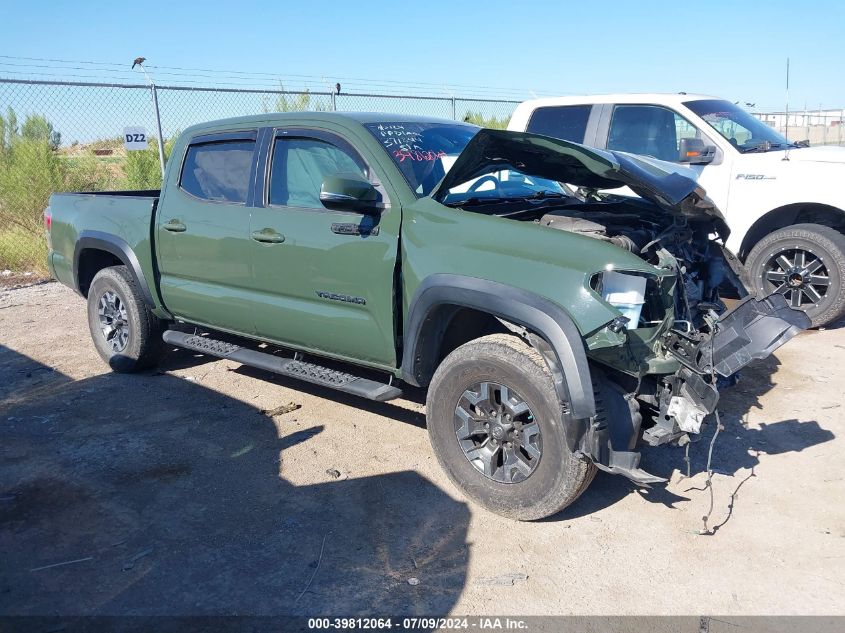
[73,231,157,309]
[401,274,596,420]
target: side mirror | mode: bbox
[679,137,716,165]
[319,173,383,214]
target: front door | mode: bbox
[247,128,399,368]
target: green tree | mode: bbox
[124,137,176,190]
[6,106,18,142]
[261,85,328,113]
[462,111,510,130]
[1,106,19,151]
[21,114,61,149]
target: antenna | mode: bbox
[783,57,791,161]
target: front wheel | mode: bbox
[86,265,166,372]
[425,333,595,521]
[746,223,845,328]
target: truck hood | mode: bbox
[430,129,729,238]
[780,145,845,164]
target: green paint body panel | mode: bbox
[47,112,667,377]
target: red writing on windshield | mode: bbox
[394,149,445,162]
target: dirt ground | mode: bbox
[1,282,843,617]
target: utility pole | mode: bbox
[133,58,166,177]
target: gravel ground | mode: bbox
[0,282,843,617]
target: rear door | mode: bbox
[246,127,400,368]
[156,130,258,334]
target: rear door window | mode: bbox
[525,105,592,142]
[180,139,256,203]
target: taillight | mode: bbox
[44,208,52,251]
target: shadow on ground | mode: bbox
[220,338,836,523]
[0,346,469,616]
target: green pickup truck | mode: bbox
[45,112,809,519]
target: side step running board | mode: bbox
[162,330,403,402]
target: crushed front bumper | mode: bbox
[579,293,810,485]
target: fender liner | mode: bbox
[73,231,158,310]
[402,274,596,421]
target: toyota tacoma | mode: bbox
[45,113,809,519]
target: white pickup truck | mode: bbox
[508,94,845,327]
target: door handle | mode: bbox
[251,229,285,244]
[162,220,186,233]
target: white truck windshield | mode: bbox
[684,99,793,153]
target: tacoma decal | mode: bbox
[315,290,366,305]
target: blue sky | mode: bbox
[1,0,843,109]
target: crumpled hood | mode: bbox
[430,129,730,238]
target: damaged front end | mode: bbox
[580,287,811,485]
[430,129,812,484]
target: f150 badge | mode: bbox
[735,174,775,180]
[316,290,366,305]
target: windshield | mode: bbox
[364,121,567,201]
[684,99,792,153]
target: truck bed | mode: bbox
[47,190,162,299]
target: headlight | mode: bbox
[590,270,669,330]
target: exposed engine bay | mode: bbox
[532,194,749,326]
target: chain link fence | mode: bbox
[0,77,518,274]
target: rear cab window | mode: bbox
[525,105,592,142]
[179,134,256,203]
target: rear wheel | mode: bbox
[86,265,166,372]
[425,334,595,520]
[746,223,845,328]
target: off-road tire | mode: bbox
[746,223,845,328]
[425,333,596,520]
[86,265,166,372]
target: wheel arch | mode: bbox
[401,274,596,420]
[739,203,845,261]
[73,231,157,309]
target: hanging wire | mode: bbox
[699,322,724,535]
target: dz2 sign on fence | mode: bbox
[123,127,148,150]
